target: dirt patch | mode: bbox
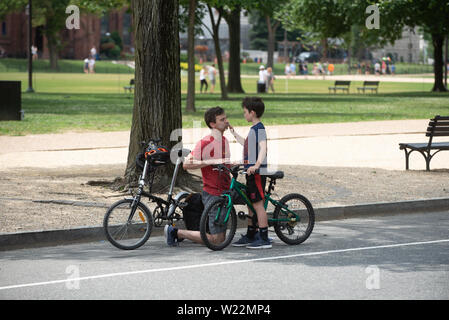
[1,164,448,233]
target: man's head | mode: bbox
[242,97,265,121]
[204,106,228,132]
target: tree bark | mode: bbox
[224,6,244,93]
[125,0,183,187]
[186,0,196,112]
[266,16,279,68]
[47,38,59,70]
[209,5,228,100]
[431,33,448,92]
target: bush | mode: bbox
[100,33,123,60]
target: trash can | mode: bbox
[0,81,23,121]
[257,81,266,93]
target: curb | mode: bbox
[1,197,448,251]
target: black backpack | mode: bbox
[182,193,204,231]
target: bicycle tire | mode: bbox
[103,198,153,250]
[199,197,237,251]
[273,193,315,245]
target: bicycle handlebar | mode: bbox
[213,164,245,175]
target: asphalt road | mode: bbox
[0,211,448,300]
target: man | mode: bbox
[164,107,231,246]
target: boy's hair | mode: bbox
[204,106,225,129]
[242,97,265,118]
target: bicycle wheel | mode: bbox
[103,198,153,250]
[199,197,237,251]
[273,193,315,245]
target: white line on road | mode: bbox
[1,238,448,291]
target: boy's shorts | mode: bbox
[245,173,266,203]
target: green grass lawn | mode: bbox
[0,71,447,136]
[0,58,434,76]
[0,58,133,74]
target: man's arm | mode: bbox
[183,153,231,170]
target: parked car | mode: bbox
[295,51,320,63]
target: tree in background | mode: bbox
[374,0,449,92]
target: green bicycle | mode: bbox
[199,164,315,251]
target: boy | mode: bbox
[228,97,271,249]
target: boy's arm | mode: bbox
[229,125,245,145]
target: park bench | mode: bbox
[328,80,351,94]
[124,79,135,93]
[357,81,379,94]
[399,115,449,170]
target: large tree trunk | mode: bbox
[225,6,244,93]
[125,0,183,187]
[186,0,196,112]
[431,33,448,92]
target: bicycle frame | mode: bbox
[128,144,189,224]
[214,174,300,226]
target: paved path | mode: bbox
[1,211,448,299]
[0,119,447,171]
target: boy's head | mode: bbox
[242,97,265,121]
[204,106,228,131]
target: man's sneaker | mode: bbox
[232,234,255,247]
[246,237,272,249]
[164,224,178,246]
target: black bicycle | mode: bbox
[199,164,315,251]
[103,139,191,250]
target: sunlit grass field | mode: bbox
[0,71,446,136]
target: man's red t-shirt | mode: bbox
[191,134,231,196]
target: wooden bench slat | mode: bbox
[433,116,449,121]
[429,121,449,127]
[426,132,449,137]
[427,126,449,132]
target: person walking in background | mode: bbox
[328,63,334,75]
[83,57,89,74]
[90,46,97,60]
[88,55,95,73]
[284,63,291,77]
[208,64,217,93]
[200,65,208,93]
[31,45,38,61]
[265,67,275,93]
[374,61,381,75]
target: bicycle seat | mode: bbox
[262,170,284,180]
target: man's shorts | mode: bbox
[202,190,226,235]
[245,173,266,203]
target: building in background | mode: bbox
[0,7,133,60]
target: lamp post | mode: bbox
[25,0,34,93]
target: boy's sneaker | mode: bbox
[246,237,272,249]
[232,234,255,247]
[164,224,178,247]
